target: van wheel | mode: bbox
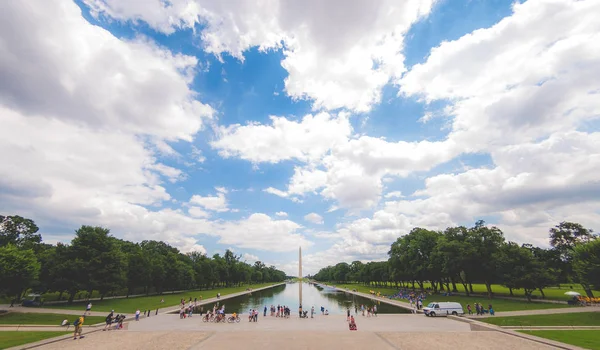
[429,312,436,317]
[452,311,458,316]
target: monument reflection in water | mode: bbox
[216,283,409,315]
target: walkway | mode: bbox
[472,306,600,318]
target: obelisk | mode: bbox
[299,246,303,306]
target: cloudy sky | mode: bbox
[1,0,599,275]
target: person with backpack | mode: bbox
[73,315,84,340]
[103,311,114,331]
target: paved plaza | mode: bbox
[26,313,576,350]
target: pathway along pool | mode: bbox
[195,283,408,315]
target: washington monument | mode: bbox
[299,246,303,306]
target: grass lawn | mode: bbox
[481,312,600,327]
[0,331,71,350]
[44,282,279,314]
[0,312,105,325]
[519,330,600,350]
[332,283,572,311]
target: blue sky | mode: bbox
[1,0,599,274]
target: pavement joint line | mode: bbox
[186,331,217,350]
[374,332,400,350]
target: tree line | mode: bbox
[312,220,599,299]
[0,215,287,304]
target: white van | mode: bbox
[423,302,464,317]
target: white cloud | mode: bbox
[212,112,352,164]
[1,1,212,141]
[275,211,288,217]
[304,213,324,225]
[188,206,211,218]
[189,190,229,212]
[82,0,437,112]
[384,191,404,199]
[210,214,312,251]
[242,253,260,263]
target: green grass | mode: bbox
[0,312,105,325]
[44,282,279,314]
[519,330,600,350]
[481,312,600,327]
[338,281,599,301]
[332,283,572,311]
[0,331,71,350]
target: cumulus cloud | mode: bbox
[212,112,352,164]
[189,188,229,212]
[275,212,288,217]
[82,0,437,112]
[304,213,324,225]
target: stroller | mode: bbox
[299,311,308,318]
[349,322,357,331]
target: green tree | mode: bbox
[0,215,41,248]
[70,226,126,300]
[572,239,600,293]
[0,245,40,302]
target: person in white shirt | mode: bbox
[135,309,140,321]
[86,303,92,315]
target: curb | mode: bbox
[447,315,586,349]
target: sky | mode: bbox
[1,0,599,276]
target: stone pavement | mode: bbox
[10,312,586,350]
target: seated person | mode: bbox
[324,310,329,315]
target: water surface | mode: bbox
[203,283,408,315]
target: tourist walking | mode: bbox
[73,315,84,340]
[264,306,267,317]
[85,302,92,315]
[103,311,114,331]
[135,309,140,321]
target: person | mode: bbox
[349,315,357,331]
[321,306,325,315]
[411,303,416,314]
[135,309,140,321]
[299,304,303,318]
[373,305,377,317]
[347,307,350,321]
[249,309,253,322]
[103,311,114,331]
[264,305,267,317]
[354,305,358,315]
[488,304,495,316]
[311,306,315,318]
[324,309,329,315]
[73,315,84,340]
[85,302,92,315]
[467,304,472,315]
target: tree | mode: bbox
[70,226,126,300]
[572,239,600,293]
[0,245,40,302]
[468,220,505,297]
[0,215,41,248]
[549,222,596,296]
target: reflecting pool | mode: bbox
[203,283,408,315]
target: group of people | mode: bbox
[466,303,494,316]
[103,310,126,331]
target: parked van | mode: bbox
[423,302,464,317]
